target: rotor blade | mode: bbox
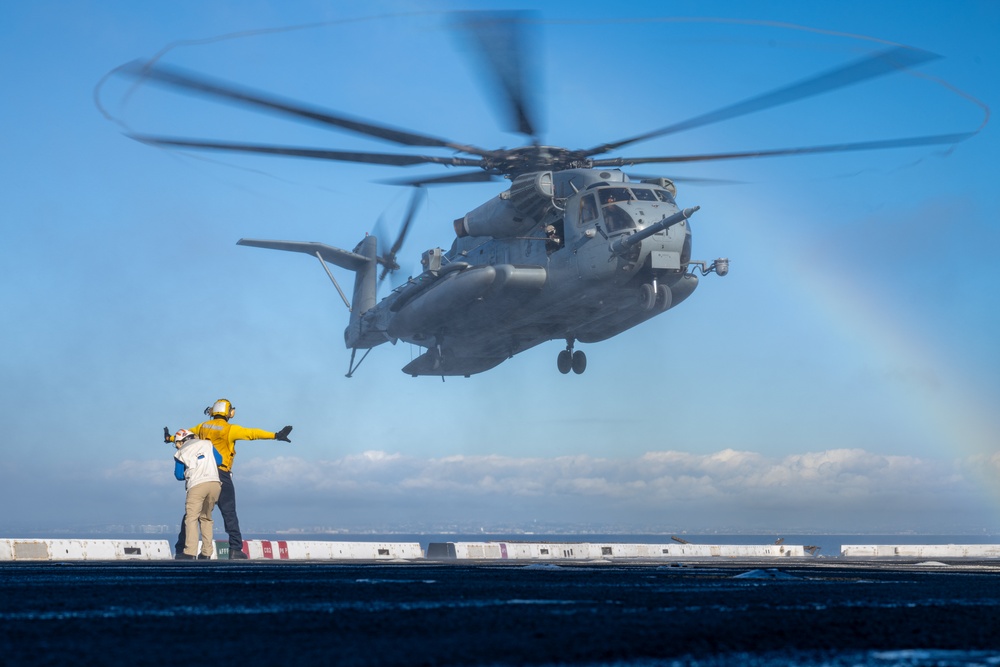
[118,60,493,156]
[391,187,426,257]
[591,132,974,166]
[378,170,502,186]
[372,214,389,254]
[380,187,427,284]
[452,11,542,141]
[586,46,941,156]
[128,134,486,167]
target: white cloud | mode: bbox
[13,447,993,535]
[204,448,996,532]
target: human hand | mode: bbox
[275,425,293,442]
[163,426,171,443]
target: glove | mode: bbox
[275,425,293,442]
[163,426,172,444]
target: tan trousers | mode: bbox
[184,481,222,557]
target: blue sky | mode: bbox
[2,1,998,536]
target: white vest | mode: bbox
[175,439,221,491]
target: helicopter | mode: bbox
[110,14,972,378]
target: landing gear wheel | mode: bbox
[557,350,572,374]
[656,284,673,311]
[638,283,657,311]
[571,350,587,375]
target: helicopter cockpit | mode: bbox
[585,185,677,234]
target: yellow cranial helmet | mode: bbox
[209,398,235,419]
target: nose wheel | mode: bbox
[639,281,673,311]
[557,340,587,375]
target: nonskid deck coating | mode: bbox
[1,560,999,666]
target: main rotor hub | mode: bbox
[485,146,591,177]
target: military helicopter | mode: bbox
[111,14,971,377]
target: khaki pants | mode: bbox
[184,481,222,557]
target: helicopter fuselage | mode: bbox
[350,169,708,376]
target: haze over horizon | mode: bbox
[2,1,998,537]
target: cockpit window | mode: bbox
[599,187,633,206]
[580,193,598,224]
[598,187,636,233]
[633,188,657,201]
[603,205,634,233]
[655,190,675,204]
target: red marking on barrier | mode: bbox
[261,541,274,559]
[278,541,289,559]
[240,541,249,558]
[500,543,508,559]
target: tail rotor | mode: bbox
[375,186,426,290]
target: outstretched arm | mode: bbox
[228,424,293,443]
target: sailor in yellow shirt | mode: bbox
[165,398,292,559]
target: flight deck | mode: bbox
[2,556,999,666]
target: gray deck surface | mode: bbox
[2,559,999,666]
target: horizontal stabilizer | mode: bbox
[237,239,371,272]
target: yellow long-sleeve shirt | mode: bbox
[186,418,276,472]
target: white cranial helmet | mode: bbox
[173,429,195,447]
